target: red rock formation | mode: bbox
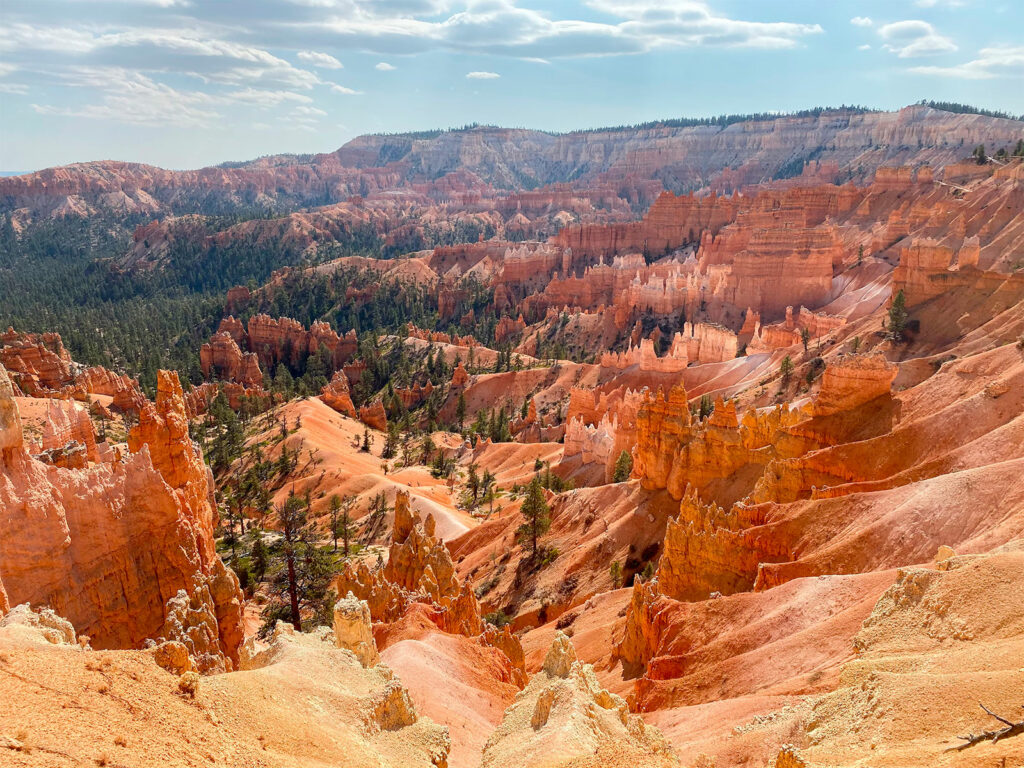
[748,306,846,353]
[335,491,527,686]
[359,401,388,432]
[78,366,147,413]
[494,315,527,344]
[553,190,738,260]
[812,353,897,417]
[0,328,76,395]
[41,399,100,463]
[321,370,357,418]
[450,361,470,388]
[600,338,688,374]
[201,316,358,387]
[0,365,22,463]
[225,285,251,313]
[246,314,310,370]
[5,106,1020,223]
[0,366,243,670]
[183,381,267,417]
[406,324,479,348]
[200,332,263,386]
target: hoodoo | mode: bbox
[3,52,1024,768]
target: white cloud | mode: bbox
[915,0,967,7]
[33,67,220,127]
[878,20,956,58]
[225,88,314,106]
[850,17,872,27]
[3,0,825,137]
[297,50,343,69]
[290,0,822,59]
[0,83,29,95]
[858,44,871,51]
[294,105,327,116]
[909,45,1024,79]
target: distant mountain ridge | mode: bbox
[2,104,1022,220]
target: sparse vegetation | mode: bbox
[516,476,551,562]
[888,289,909,342]
[612,450,633,483]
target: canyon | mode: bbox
[1,105,1023,767]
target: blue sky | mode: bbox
[0,0,1021,171]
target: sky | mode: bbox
[0,0,1021,172]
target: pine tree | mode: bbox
[888,289,908,342]
[328,494,356,557]
[609,560,623,588]
[382,423,399,459]
[481,468,496,514]
[455,391,467,429]
[780,355,794,385]
[612,450,633,483]
[698,393,714,420]
[250,528,269,583]
[420,433,436,465]
[466,461,481,507]
[516,477,551,561]
[261,493,336,634]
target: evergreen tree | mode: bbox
[609,560,623,588]
[699,394,715,420]
[516,477,551,561]
[261,493,335,634]
[780,355,794,386]
[250,529,269,583]
[273,363,295,396]
[455,391,467,429]
[420,433,436,465]
[382,423,399,459]
[612,450,633,483]
[466,461,481,507]
[888,289,908,342]
[328,494,356,556]
[481,468,496,514]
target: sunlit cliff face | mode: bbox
[0,365,22,457]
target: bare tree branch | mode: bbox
[949,702,1024,751]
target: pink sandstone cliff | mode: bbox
[0,366,243,671]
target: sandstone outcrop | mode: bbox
[359,400,388,431]
[41,398,100,463]
[0,364,21,460]
[480,632,677,768]
[199,331,263,386]
[450,361,470,388]
[335,490,527,684]
[200,315,359,388]
[811,353,897,417]
[0,328,76,395]
[334,592,380,668]
[0,602,81,647]
[0,612,454,767]
[321,370,357,418]
[0,366,243,670]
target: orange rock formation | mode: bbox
[0,366,243,671]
